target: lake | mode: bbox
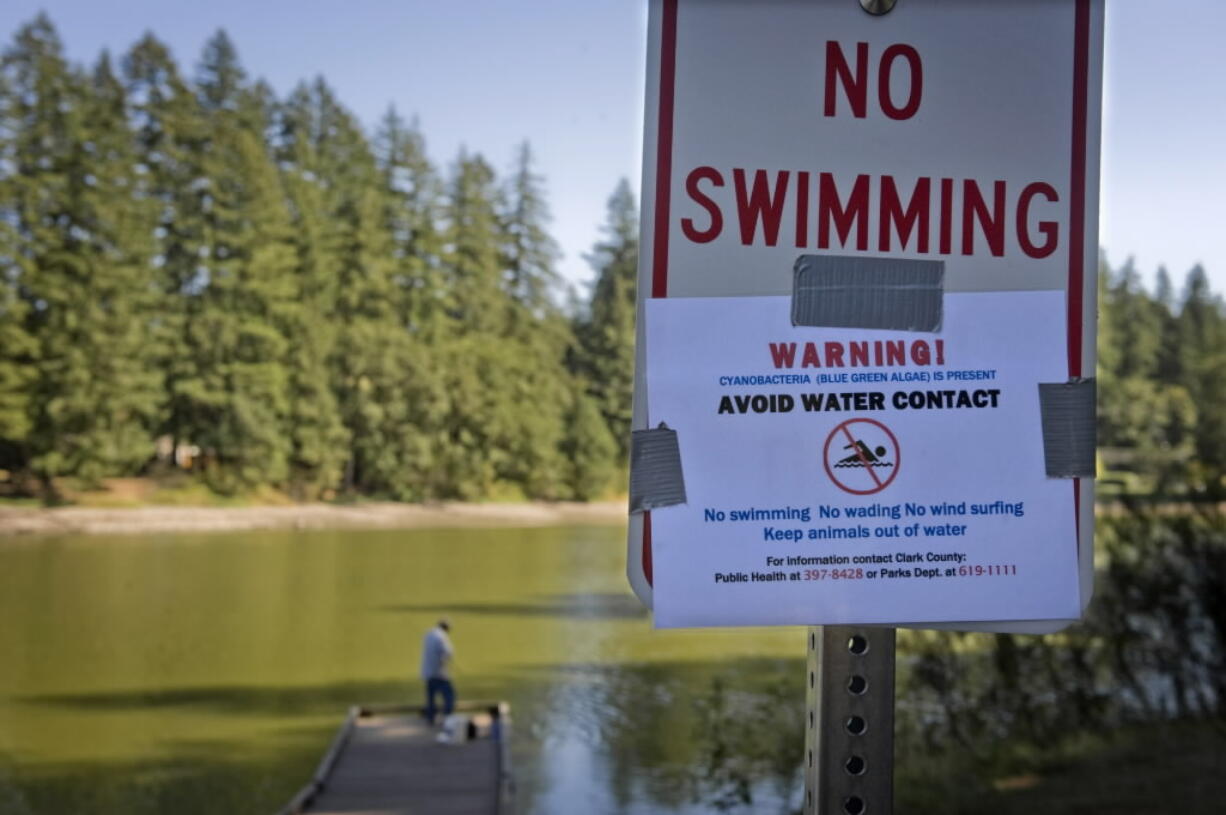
[0,525,806,814]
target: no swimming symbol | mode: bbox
[823,418,900,495]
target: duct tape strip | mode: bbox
[1038,378,1097,478]
[792,255,944,332]
[629,423,687,514]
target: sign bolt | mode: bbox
[860,0,897,15]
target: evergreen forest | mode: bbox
[1,15,1224,504]
[0,17,635,502]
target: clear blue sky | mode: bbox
[2,1,1223,296]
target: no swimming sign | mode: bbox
[627,0,1103,630]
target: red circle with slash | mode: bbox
[823,418,901,495]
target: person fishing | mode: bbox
[420,618,455,725]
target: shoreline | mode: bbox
[0,500,627,537]
[2,498,1220,538]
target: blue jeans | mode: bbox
[425,677,455,724]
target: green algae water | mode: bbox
[0,526,803,814]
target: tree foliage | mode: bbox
[0,17,626,501]
[575,180,639,462]
[1098,257,1226,499]
[5,15,1224,506]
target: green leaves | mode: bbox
[574,180,639,462]
[1098,258,1226,499]
[0,15,635,502]
[1,19,163,488]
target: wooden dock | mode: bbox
[278,702,512,815]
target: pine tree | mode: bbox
[1095,256,1117,386]
[0,19,162,487]
[0,16,80,488]
[276,80,351,497]
[123,32,209,466]
[173,31,296,492]
[1103,258,1161,380]
[375,108,444,334]
[1097,257,1201,495]
[442,151,507,337]
[0,258,34,474]
[1175,265,1226,496]
[1154,266,1175,312]
[359,108,451,498]
[497,142,572,497]
[1152,265,1181,386]
[576,179,639,460]
[56,53,163,482]
[280,82,447,499]
[561,383,617,500]
[427,152,510,497]
[0,47,36,473]
[326,87,415,496]
[503,142,561,316]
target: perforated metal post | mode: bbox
[804,626,895,814]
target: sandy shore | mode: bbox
[0,500,627,537]
[7,498,1205,537]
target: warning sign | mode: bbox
[627,0,1103,633]
[646,292,1081,628]
[824,419,900,495]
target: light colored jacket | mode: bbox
[420,626,453,680]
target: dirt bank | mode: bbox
[0,500,627,537]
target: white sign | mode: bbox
[628,0,1103,631]
[647,293,1080,627]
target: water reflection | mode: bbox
[512,658,803,814]
[18,679,412,716]
[379,592,649,620]
[5,514,1222,814]
[0,526,804,814]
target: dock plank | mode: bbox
[303,714,501,815]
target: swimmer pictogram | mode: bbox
[833,439,894,469]
[823,418,900,495]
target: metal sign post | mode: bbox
[805,626,895,815]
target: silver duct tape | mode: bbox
[1038,378,1097,478]
[791,255,944,332]
[629,424,687,513]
